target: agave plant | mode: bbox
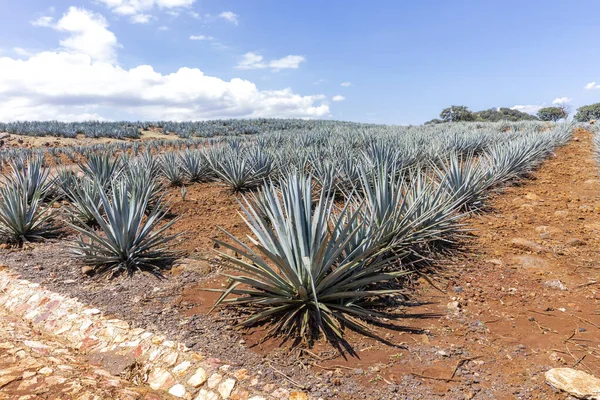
[433,152,494,211]
[212,173,408,343]
[0,183,56,245]
[61,176,104,227]
[2,155,52,202]
[68,180,181,277]
[160,152,184,187]
[179,150,210,182]
[79,153,123,188]
[209,149,269,191]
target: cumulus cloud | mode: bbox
[189,35,214,41]
[31,16,54,27]
[51,7,120,63]
[218,11,239,25]
[340,81,351,87]
[585,81,600,90]
[552,97,572,104]
[511,105,543,114]
[0,8,329,121]
[130,14,153,24]
[332,95,345,102]
[96,0,194,23]
[237,52,305,70]
[97,0,195,15]
[13,47,33,57]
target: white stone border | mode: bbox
[0,269,310,400]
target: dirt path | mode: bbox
[426,128,600,398]
[0,307,169,400]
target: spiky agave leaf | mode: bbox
[159,152,184,187]
[179,150,211,182]
[209,148,268,191]
[61,176,104,227]
[433,152,494,211]
[0,182,56,245]
[68,180,182,277]
[78,153,123,188]
[2,155,52,202]
[211,173,408,344]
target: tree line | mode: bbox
[426,103,600,124]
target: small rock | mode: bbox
[555,210,569,217]
[567,238,586,247]
[545,367,600,399]
[543,280,568,291]
[511,238,550,253]
[512,255,549,269]
[81,266,95,276]
[168,384,187,398]
[187,367,208,387]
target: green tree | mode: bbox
[475,107,538,122]
[537,107,566,122]
[440,105,475,122]
[575,103,600,122]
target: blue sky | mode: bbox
[1,0,600,124]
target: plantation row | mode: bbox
[0,121,573,343]
[0,118,377,139]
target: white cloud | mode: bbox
[31,16,54,27]
[131,14,153,23]
[50,7,119,63]
[552,97,571,104]
[97,0,195,16]
[585,81,600,90]
[269,55,305,70]
[158,25,169,31]
[218,11,239,25]
[0,8,329,122]
[511,105,543,115]
[340,81,351,87]
[332,95,345,102]
[13,47,33,57]
[189,35,214,41]
[237,52,305,70]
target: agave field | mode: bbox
[0,120,600,398]
[0,120,574,347]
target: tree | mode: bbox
[475,107,538,122]
[537,107,566,122]
[575,103,600,122]
[440,105,475,122]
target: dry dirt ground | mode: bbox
[0,129,176,149]
[2,129,600,399]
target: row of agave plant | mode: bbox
[0,121,573,345]
[0,118,368,139]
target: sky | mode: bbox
[2,0,600,125]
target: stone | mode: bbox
[147,368,176,391]
[176,258,212,275]
[512,255,549,269]
[545,367,600,399]
[38,367,53,376]
[567,238,586,247]
[207,373,223,389]
[543,280,568,291]
[217,378,236,399]
[510,238,550,253]
[195,389,220,400]
[270,388,290,398]
[81,266,95,276]
[555,210,569,217]
[289,393,310,400]
[168,384,187,398]
[187,367,208,387]
[172,361,191,376]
